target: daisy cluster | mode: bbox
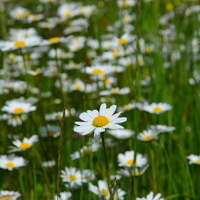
[0,0,199,199]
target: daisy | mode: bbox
[136,191,164,200]
[118,150,148,168]
[70,143,101,160]
[148,125,176,134]
[0,190,21,200]
[114,33,136,46]
[53,192,72,200]
[74,103,127,142]
[81,169,95,183]
[9,135,39,152]
[187,154,200,165]
[113,188,126,200]
[118,165,149,177]
[1,98,36,115]
[143,103,172,114]
[42,160,56,168]
[118,103,136,112]
[107,129,135,140]
[39,124,60,138]
[61,167,82,189]
[137,129,159,142]
[89,180,110,199]
[0,155,27,171]
[100,87,130,96]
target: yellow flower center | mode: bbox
[17,12,24,19]
[55,114,62,119]
[111,88,119,94]
[74,46,80,51]
[105,78,110,84]
[50,69,56,74]
[123,16,130,23]
[19,142,30,149]
[5,162,15,168]
[126,159,138,166]
[69,174,76,181]
[31,14,38,21]
[75,84,82,90]
[45,22,50,28]
[78,8,84,14]
[14,41,26,48]
[195,159,200,164]
[112,52,120,58]
[49,37,60,43]
[65,11,71,17]
[11,114,20,120]
[134,171,140,176]
[47,0,53,2]
[139,59,144,66]
[153,107,162,113]
[123,105,131,110]
[47,131,55,136]
[0,195,14,199]
[111,68,117,73]
[88,9,93,15]
[13,108,24,114]
[34,70,40,75]
[100,189,108,196]
[92,116,109,127]
[166,3,174,11]
[124,0,129,6]
[145,47,152,53]
[83,148,91,155]
[118,38,128,45]
[144,135,152,141]
[22,33,29,38]
[92,69,103,74]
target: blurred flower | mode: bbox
[100,87,130,96]
[187,154,200,165]
[74,103,127,142]
[118,150,148,168]
[39,124,60,138]
[0,190,21,200]
[0,155,26,171]
[136,191,164,200]
[137,129,159,142]
[108,129,135,140]
[9,135,39,152]
[42,160,56,168]
[1,98,37,114]
[143,103,172,114]
[148,125,176,134]
[81,169,95,183]
[61,167,82,189]
[53,192,72,200]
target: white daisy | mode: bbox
[118,150,148,168]
[61,167,82,189]
[39,124,60,138]
[53,192,72,200]
[148,125,176,133]
[143,103,172,114]
[137,129,159,142]
[0,190,21,200]
[136,191,164,200]
[42,160,56,168]
[9,135,39,152]
[74,103,127,142]
[0,155,27,171]
[1,98,36,114]
[108,129,135,140]
[187,154,200,165]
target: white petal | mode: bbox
[100,103,107,115]
[79,112,93,121]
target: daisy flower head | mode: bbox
[118,150,148,168]
[143,103,172,114]
[74,103,127,142]
[54,192,72,200]
[0,190,21,200]
[42,160,56,168]
[0,155,27,171]
[61,167,82,189]
[108,129,135,140]
[187,154,200,165]
[148,125,176,134]
[137,129,159,142]
[136,191,164,200]
[1,98,36,115]
[9,135,39,152]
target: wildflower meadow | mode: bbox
[0,0,200,199]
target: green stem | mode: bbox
[101,133,114,200]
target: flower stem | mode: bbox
[101,133,114,200]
